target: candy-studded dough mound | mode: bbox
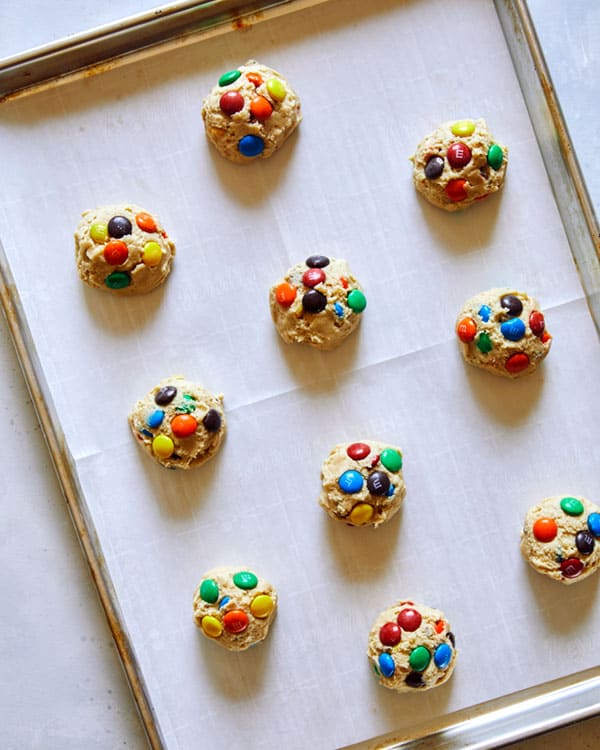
[202,60,301,163]
[270,255,366,350]
[193,566,277,650]
[520,495,600,584]
[368,601,456,692]
[129,376,225,469]
[319,441,405,527]
[411,119,507,211]
[456,287,551,378]
[75,204,175,294]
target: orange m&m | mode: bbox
[250,96,273,121]
[103,240,128,265]
[223,609,249,634]
[246,72,263,87]
[171,414,198,438]
[457,317,477,343]
[533,517,558,542]
[275,282,296,307]
[135,212,157,233]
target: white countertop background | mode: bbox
[1,1,598,748]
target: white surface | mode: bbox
[1,1,600,750]
[0,0,161,57]
[0,321,147,750]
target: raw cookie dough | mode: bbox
[270,255,366,350]
[411,118,507,211]
[520,495,600,584]
[456,287,551,378]
[202,60,301,163]
[368,600,457,692]
[75,204,175,294]
[193,566,277,650]
[319,441,405,527]
[128,376,225,469]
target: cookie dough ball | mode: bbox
[75,204,175,294]
[411,118,507,211]
[368,601,456,692]
[520,495,600,584]
[193,566,277,650]
[456,288,552,378]
[319,441,405,527]
[270,255,366,350]
[202,60,301,163]
[128,376,225,469]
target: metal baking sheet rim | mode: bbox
[0,1,599,749]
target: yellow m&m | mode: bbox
[450,119,475,137]
[250,595,274,619]
[349,503,375,525]
[201,615,223,638]
[266,77,286,102]
[143,241,162,267]
[152,434,174,459]
[90,223,108,243]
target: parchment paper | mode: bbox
[1,1,599,748]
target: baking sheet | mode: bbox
[1,0,599,748]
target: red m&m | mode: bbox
[445,179,468,202]
[302,268,326,287]
[505,352,530,374]
[529,311,545,337]
[347,442,370,460]
[447,142,471,168]
[397,608,422,631]
[220,91,244,115]
[379,622,401,646]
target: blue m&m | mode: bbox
[500,318,526,341]
[378,653,395,677]
[588,513,600,537]
[238,135,265,158]
[338,470,364,494]
[434,643,453,669]
[146,409,165,429]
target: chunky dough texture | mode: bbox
[520,495,600,584]
[270,255,366,350]
[456,287,551,378]
[75,204,175,294]
[411,118,507,211]
[367,600,457,692]
[193,566,277,651]
[202,60,301,163]
[319,441,405,527]
[129,376,225,469]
